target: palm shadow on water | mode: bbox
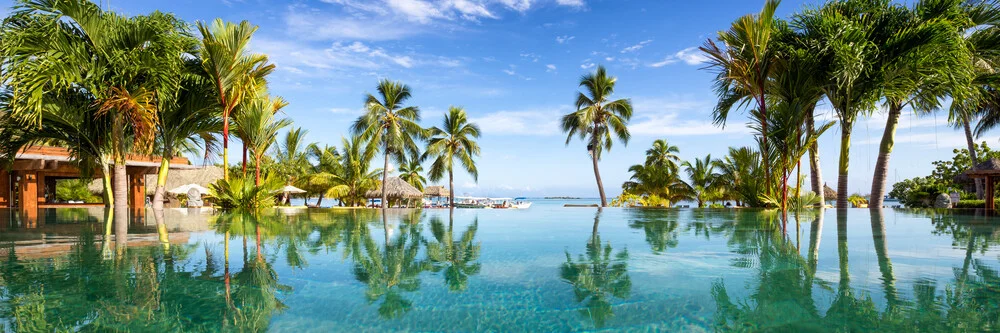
[559,209,632,329]
[711,209,1000,332]
[425,210,482,292]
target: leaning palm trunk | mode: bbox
[963,117,984,199]
[154,208,170,251]
[102,163,114,209]
[113,162,129,251]
[153,158,170,210]
[382,149,390,209]
[591,150,607,207]
[837,130,851,209]
[807,108,823,203]
[870,209,898,307]
[449,167,455,210]
[870,104,902,209]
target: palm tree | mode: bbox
[869,1,966,208]
[1,0,190,249]
[353,79,424,209]
[327,135,381,207]
[683,155,720,208]
[232,95,292,185]
[701,0,781,188]
[644,139,681,173]
[713,147,761,207]
[304,144,341,207]
[152,69,222,210]
[562,65,633,207]
[424,106,481,208]
[398,159,428,192]
[197,19,275,181]
[272,127,311,205]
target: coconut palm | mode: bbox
[644,139,682,173]
[398,159,428,192]
[0,0,190,249]
[713,147,765,207]
[197,19,275,181]
[352,222,428,319]
[272,127,312,205]
[683,155,720,208]
[701,0,781,188]
[562,65,633,207]
[353,79,424,209]
[232,95,292,185]
[304,144,341,206]
[869,1,967,208]
[424,106,481,208]
[152,69,222,210]
[327,135,381,207]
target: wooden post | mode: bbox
[987,176,995,211]
[18,171,38,212]
[0,170,9,208]
[128,173,146,210]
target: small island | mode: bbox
[545,196,582,200]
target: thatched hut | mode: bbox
[145,166,223,208]
[366,176,424,207]
[424,186,448,197]
[823,184,837,200]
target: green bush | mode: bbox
[209,174,282,210]
[954,200,1000,209]
[55,179,101,203]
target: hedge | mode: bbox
[954,200,1000,209]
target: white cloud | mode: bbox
[580,62,595,69]
[253,39,451,76]
[556,35,575,44]
[387,0,448,23]
[470,107,570,135]
[605,57,615,62]
[650,47,709,67]
[621,39,652,53]
[285,6,419,41]
[556,0,585,7]
[546,64,557,72]
[497,0,532,12]
[503,69,516,75]
[627,97,748,136]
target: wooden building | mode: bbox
[0,146,199,212]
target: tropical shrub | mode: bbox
[889,177,948,208]
[209,174,282,210]
[847,194,868,208]
[55,179,102,203]
[954,200,1000,209]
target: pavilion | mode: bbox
[0,146,199,212]
[959,158,1000,210]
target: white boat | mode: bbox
[513,202,532,209]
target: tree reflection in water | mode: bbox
[350,210,429,319]
[627,209,680,253]
[560,209,632,328]
[711,208,1000,332]
[425,211,481,292]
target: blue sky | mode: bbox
[1,0,989,197]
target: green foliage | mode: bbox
[621,140,692,206]
[954,199,1000,209]
[848,194,869,208]
[930,142,1000,187]
[889,176,948,208]
[54,179,101,203]
[209,174,282,210]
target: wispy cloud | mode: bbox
[627,97,747,136]
[546,64,557,72]
[621,39,653,53]
[580,62,595,69]
[650,47,709,67]
[556,0,585,7]
[252,38,462,79]
[470,106,570,136]
[556,35,575,44]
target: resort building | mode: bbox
[0,146,201,213]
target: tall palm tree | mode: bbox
[869,0,966,208]
[562,65,633,207]
[152,68,222,210]
[713,147,762,207]
[272,127,311,205]
[701,0,781,188]
[398,159,428,192]
[683,155,720,208]
[353,79,424,209]
[232,95,292,185]
[304,144,341,206]
[424,106,481,208]
[1,0,190,249]
[197,19,275,181]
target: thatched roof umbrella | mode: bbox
[824,184,837,200]
[424,186,448,197]
[366,176,424,199]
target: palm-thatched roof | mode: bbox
[824,184,837,199]
[366,177,424,199]
[143,166,224,195]
[424,186,448,197]
[955,158,1000,183]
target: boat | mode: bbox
[454,197,489,209]
[452,197,533,209]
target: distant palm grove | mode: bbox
[2,0,1000,232]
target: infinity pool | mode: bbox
[0,206,998,332]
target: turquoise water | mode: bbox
[0,207,998,332]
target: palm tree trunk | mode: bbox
[223,118,230,181]
[758,89,769,193]
[383,151,390,209]
[591,149,607,207]
[317,193,324,207]
[154,207,169,252]
[837,128,851,209]
[449,167,455,209]
[870,104,901,209]
[242,145,248,176]
[836,209,849,287]
[153,158,170,210]
[807,107,823,203]
[870,208,898,307]
[963,118,984,199]
[113,162,128,251]
[102,163,114,208]
[254,158,262,186]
